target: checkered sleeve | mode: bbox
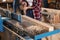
[33,0,42,20]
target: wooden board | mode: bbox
[22,15,54,32]
[41,8,60,24]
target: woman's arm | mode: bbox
[23,7,33,15]
[27,7,33,9]
[23,9,26,15]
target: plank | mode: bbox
[22,15,54,31]
[41,8,60,24]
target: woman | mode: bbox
[21,1,34,18]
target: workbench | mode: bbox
[0,7,60,40]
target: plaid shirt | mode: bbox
[33,0,42,20]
